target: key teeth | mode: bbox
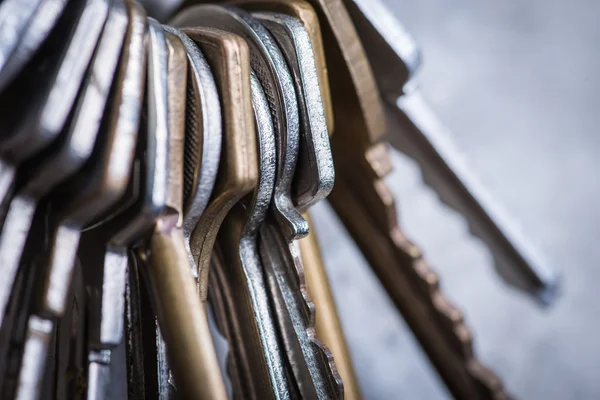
[290,242,344,398]
[417,162,560,306]
[386,194,509,398]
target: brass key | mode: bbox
[173,24,259,303]
[343,0,558,303]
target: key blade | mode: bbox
[388,92,560,303]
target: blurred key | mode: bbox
[343,0,559,303]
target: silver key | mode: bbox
[253,11,334,211]
[344,0,559,303]
[11,3,131,399]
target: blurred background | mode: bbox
[310,0,600,398]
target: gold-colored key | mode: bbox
[177,26,259,302]
[299,212,362,400]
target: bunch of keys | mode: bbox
[0,0,558,398]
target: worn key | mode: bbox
[299,212,362,400]
[167,22,259,304]
[343,0,558,303]
[241,3,334,210]
[172,4,307,241]
[8,3,130,399]
[208,72,289,399]
[0,0,69,92]
[274,0,510,397]
[172,5,341,397]
[0,0,110,216]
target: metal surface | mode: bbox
[252,10,334,211]
[161,25,222,280]
[343,0,558,304]
[229,0,333,134]
[0,0,110,211]
[0,0,110,330]
[258,221,343,399]
[171,4,305,241]
[0,0,69,92]
[269,0,509,397]
[0,0,45,84]
[299,213,362,400]
[11,2,130,399]
[169,22,258,302]
[209,72,288,400]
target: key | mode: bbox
[0,0,111,215]
[7,2,130,398]
[161,25,222,286]
[147,28,188,400]
[171,4,307,242]
[299,212,362,400]
[172,5,341,397]
[343,0,558,304]
[229,0,333,135]
[166,24,259,304]
[277,0,510,397]
[208,72,289,399]
[235,1,335,210]
[135,25,229,400]
[0,0,70,92]
[134,21,228,400]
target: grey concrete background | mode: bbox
[310,0,600,398]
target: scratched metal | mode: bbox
[170,4,306,241]
[253,11,334,212]
[210,73,289,399]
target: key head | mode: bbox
[229,0,334,134]
[252,10,334,211]
[100,16,170,248]
[0,0,111,165]
[176,25,258,301]
[172,5,307,240]
[163,25,222,241]
[47,0,143,228]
